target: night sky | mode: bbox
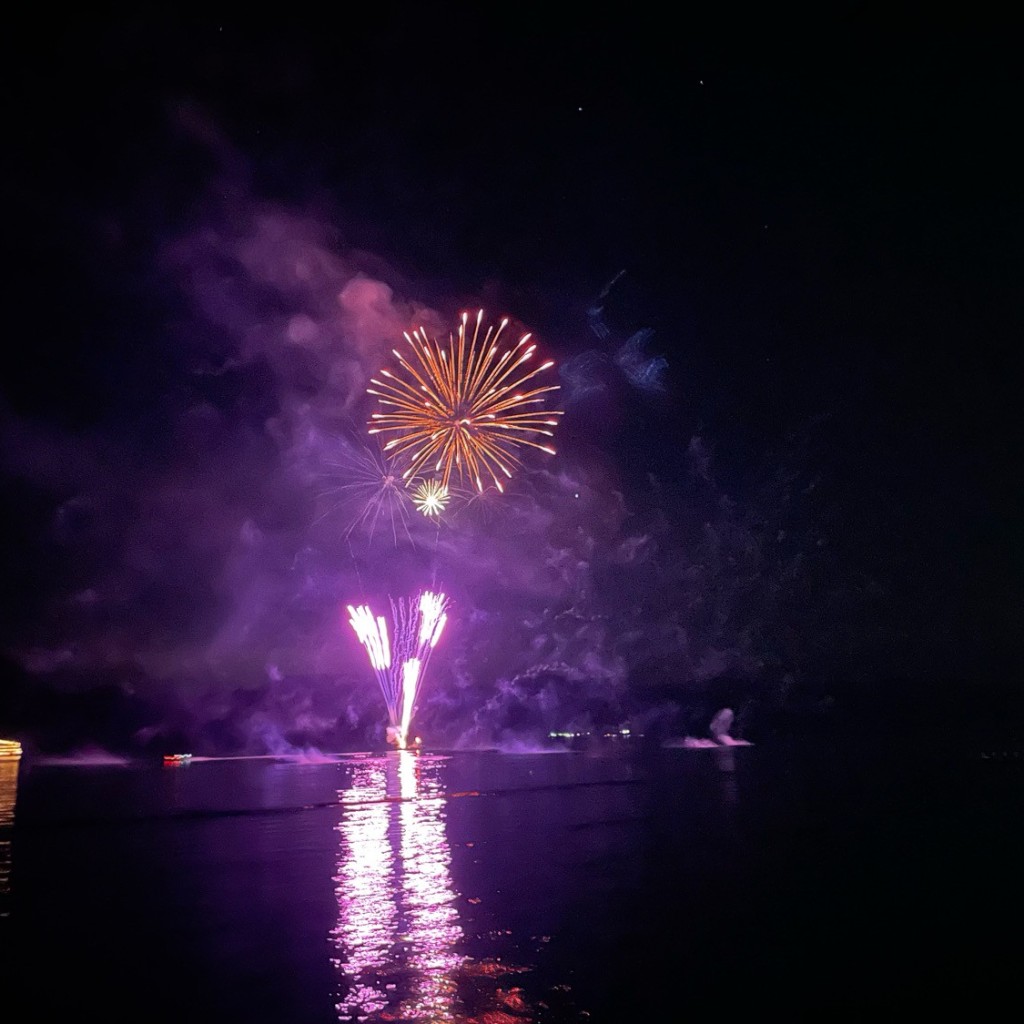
[1,15,1020,753]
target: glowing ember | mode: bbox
[367,309,562,493]
[346,591,450,749]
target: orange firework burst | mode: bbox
[367,309,562,493]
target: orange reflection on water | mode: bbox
[331,751,466,1022]
[0,756,20,917]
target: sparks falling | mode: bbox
[367,309,563,493]
[346,590,449,749]
[315,441,415,547]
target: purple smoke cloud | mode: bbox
[0,112,869,757]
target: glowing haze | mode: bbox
[0,109,879,757]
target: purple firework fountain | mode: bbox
[347,590,449,749]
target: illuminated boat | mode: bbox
[0,739,22,759]
[162,753,193,766]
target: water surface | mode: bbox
[2,740,1019,1019]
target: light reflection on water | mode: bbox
[0,759,18,916]
[331,751,467,1022]
[331,751,554,1022]
[6,742,1021,1019]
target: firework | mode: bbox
[412,478,450,517]
[315,440,415,546]
[347,590,449,749]
[367,309,562,493]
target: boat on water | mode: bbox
[0,739,22,759]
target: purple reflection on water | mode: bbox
[331,751,465,1021]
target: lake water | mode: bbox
[1,738,1020,1020]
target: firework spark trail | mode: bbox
[347,591,450,749]
[400,659,420,748]
[316,441,415,547]
[367,309,562,494]
[346,605,398,725]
